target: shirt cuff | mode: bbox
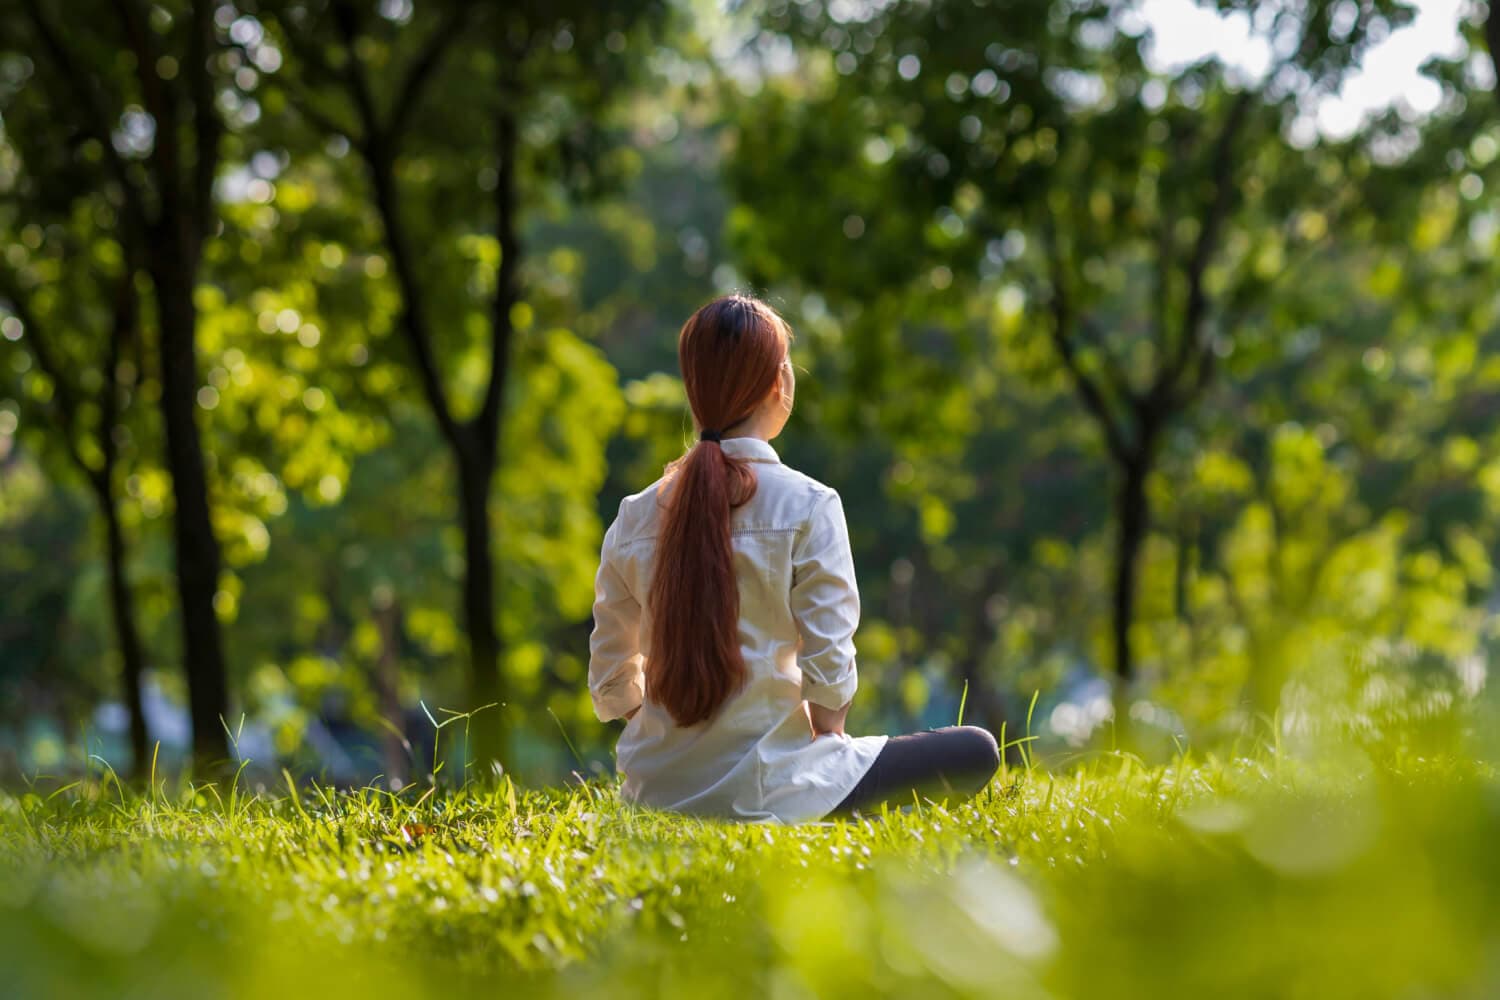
[592,671,645,722]
[802,665,858,710]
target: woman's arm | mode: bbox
[588,515,645,723]
[808,700,850,737]
[790,490,862,737]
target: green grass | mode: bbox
[3,728,1499,999]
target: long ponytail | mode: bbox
[647,296,790,726]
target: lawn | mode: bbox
[3,722,1497,999]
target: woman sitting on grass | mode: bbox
[588,294,1000,823]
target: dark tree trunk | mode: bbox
[373,596,408,786]
[2,241,157,777]
[1111,459,1149,685]
[1174,517,1195,624]
[1110,451,1153,737]
[958,649,1012,753]
[151,255,229,770]
[362,137,511,768]
[99,486,149,773]
[100,268,150,776]
[952,563,1012,752]
[457,448,505,768]
[13,0,230,773]
[462,102,520,772]
[323,6,517,773]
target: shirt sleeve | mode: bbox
[588,514,646,722]
[790,489,861,710]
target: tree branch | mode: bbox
[113,0,182,202]
[270,25,363,140]
[1168,88,1254,391]
[1159,6,1339,406]
[330,0,459,445]
[477,100,520,445]
[1201,182,1361,410]
[1175,332,1218,408]
[99,239,141,481]
[1076,310,1141,407]
[18,0,146,236]
[1041,215,1132,464]
[1152,209,1175,360]
[189,0,225,246]
[0,269,95,482]
[290,93,360,142]
[332,0,388,148]
[388,3,473,140]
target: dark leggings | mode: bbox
[828,725,1001,817]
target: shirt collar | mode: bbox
[717,437,781,464]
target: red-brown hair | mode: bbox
[647,295,792,726]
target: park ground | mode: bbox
[3,711,1498,999]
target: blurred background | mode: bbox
[1,0,1497,786]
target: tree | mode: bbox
[0,244,151,772]
[3,0,240,767]
[259,0,662,766]
[730,0,1414,732]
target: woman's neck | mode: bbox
[724,415,775,443]
[722,397,786,443]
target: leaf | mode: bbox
[400,823,435,845]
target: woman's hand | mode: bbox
[807,700,850,738]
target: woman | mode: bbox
[588,294,1000,823]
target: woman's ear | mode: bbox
[779,360,795,409]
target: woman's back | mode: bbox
[587,293,997,823]
[589,437,887,823]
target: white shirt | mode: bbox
[588,437,887,823]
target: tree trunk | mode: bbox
[1173,519,1192,624]
[953,564,1013,752]
[151,257,229,770]
[958,649,1012,753]
[334,35,520,775]
[99,485,149,774]
[457,448,506,770]
[4,270,155,775]
[1110,455,1150,736]
[373,596,408,786]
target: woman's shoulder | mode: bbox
[608,480,665,546]
[751,461,842,524]
[762,460,837,498]
[605,463,840,547]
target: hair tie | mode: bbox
[699,429,723,443]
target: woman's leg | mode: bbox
[828,725,1001,817]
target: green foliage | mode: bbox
[717,0,1500,737]
[3,0,1500,778]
